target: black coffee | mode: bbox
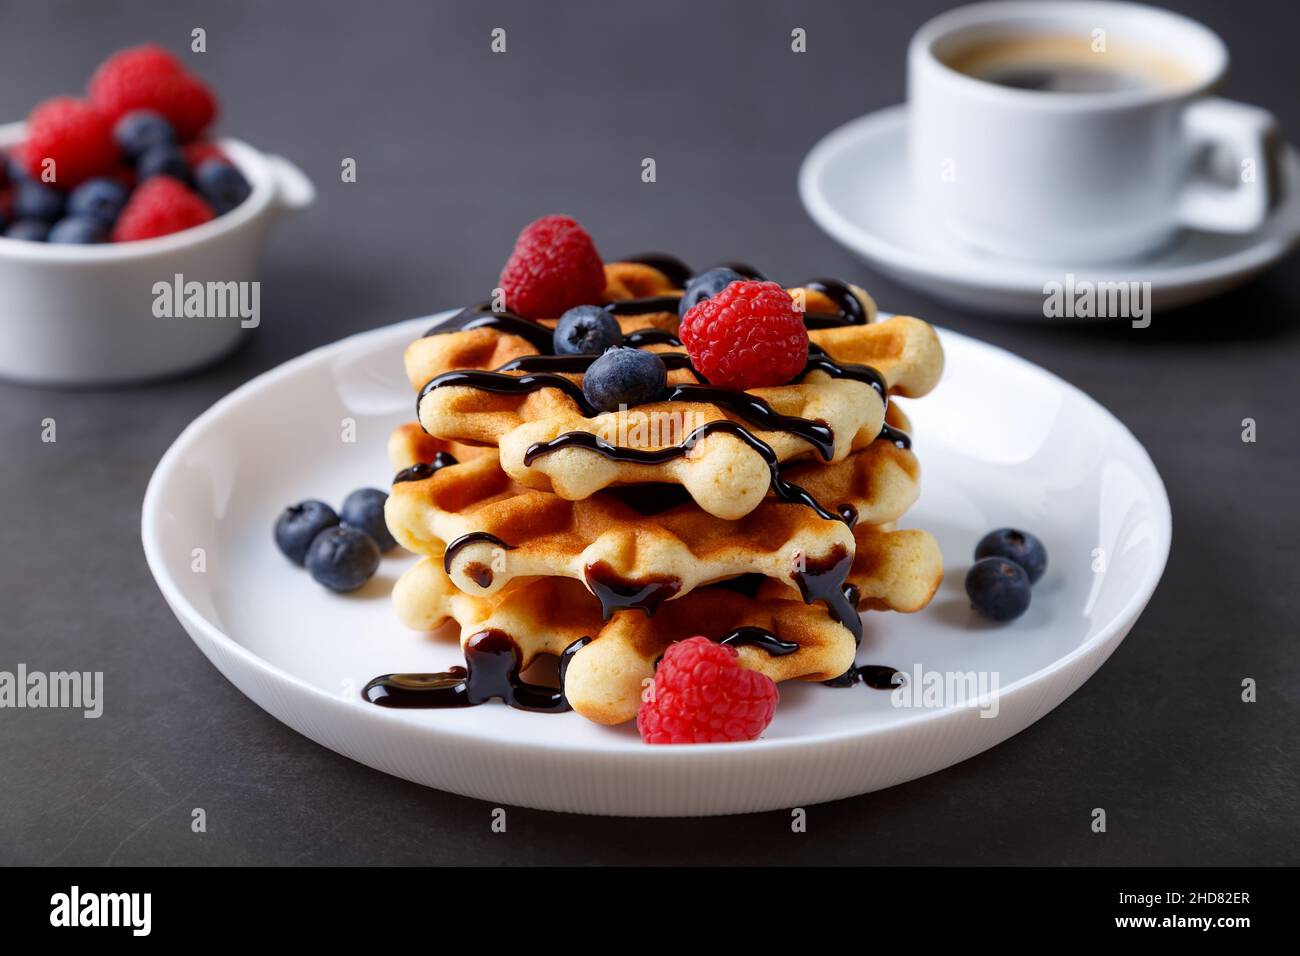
[944,34,1193,94]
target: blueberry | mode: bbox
[5,219,50,242]
[974,528,1047,584]
[305,525,381,592]
[339,488,396,552]
[194,159,251,215]
[966,557,1031,622]
[48,216,107,244]
[66,178,129,226]
[14,181,65,223]
[137,144,189,183]
[274,500,340,566]
[678,267,745,317]
[114,110,176,160]
[553,305,622,355]
[5,152,28,184]
[582,347,667,412]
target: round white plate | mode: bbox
[142,314,1171,816]
[799,105,1300,317]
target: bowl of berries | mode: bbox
[0,45,314,385]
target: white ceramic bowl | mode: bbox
[142,314,1172,816]
[0,122,315,385]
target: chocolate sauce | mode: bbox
[624,328,682,348]
[363,630,586,712]
[422,304,555,353]
[803,345,886,398]
[878,423,912,450]
[652,625,800,669]
[717,626,799,656]
[522,422,842,523]
[585,560,681,619]
[791,545,863,644]
[496,351,697,376]
[618,253,694,289]
[393,452,459,484]
[823,664,905,690]
[420,368,599,417]
[798,278,867,328]
[443,531,515,575]
[605,295,683,316]
[713,261,766,280]
[603,483,694,515]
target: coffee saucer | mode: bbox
[799,105,1300,318]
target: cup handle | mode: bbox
[266,154,317,213]
[1177,97,1281,233]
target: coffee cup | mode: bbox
[907,1,1282,264]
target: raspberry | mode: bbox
[637,636,779,744]
[679,280,809,390]
[498,215,605,319]
[182,140,227,171]
[20,97,118,188]
[89,44,217,141]
[111,176,214,242]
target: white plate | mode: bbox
[142,314,1171,816]
[799,105,1300,317]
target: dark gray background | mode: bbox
[1,0,1296,865]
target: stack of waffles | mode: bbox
[382,256,945,726]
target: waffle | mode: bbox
[391,521,943,724]
[403,266,943,520]
[385,415,920,613]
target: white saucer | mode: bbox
[799,105,1300,317]
[142,314,1171,816]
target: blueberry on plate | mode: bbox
[678,267,745,317]
[974,528,1047,583]
[966,557,1031,622]
[305,525,381,592]
[66,177,129,226]
[5,219,51,242]
[194,158,251,215]
[274,500,340,566]
[114,109,176,160]
[340,487,396,552]
[554,305,622,355]
[137,144,190,183]
[582,347,667,412]
[14,181,65,222]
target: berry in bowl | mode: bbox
[0,45,314,385]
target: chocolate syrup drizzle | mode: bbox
[424,303,554,352]
[823,664,906,690]
[443,532,515,575]
[362,631,590,712]
[393,452,458,484]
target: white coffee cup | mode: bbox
[907,1,1282,264]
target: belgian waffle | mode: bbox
[390,521,943,725]
[402,264,944,520]
[385,409,922,617]
[370,252,945,732]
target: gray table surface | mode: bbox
[2,0,1297,866]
